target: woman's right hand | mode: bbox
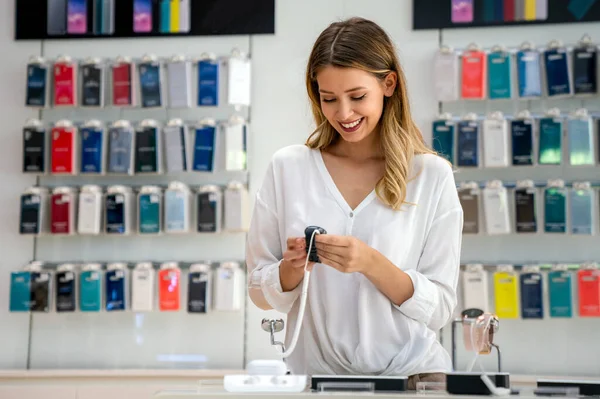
[280,237,314,292]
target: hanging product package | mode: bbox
[80,263,103,312]
[80,120,106,174]
[25,56,50,107]
[19,187,49,236]
[77,184,103,235]
[22,119,47,174]
[431,113,455,164]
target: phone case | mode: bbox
[458,188,479,234]
[102,0,115,34]
[48,0,68,35]
[197,192,218,233]
[107,127,134,174]
[461,50,486,99]
[432,120,455,164]
[169,0,180,32]
[139,62,162,108]
[192,126,216,171]
[544,187,567,233]
[158,268,181,311]
[516,50,542,97]
[178,0,190,32]
[510,119,535,165]
[135,126,159,173]
[519,272,543,319]
[112,63,133,106]
[188,271,211,313]
[544,48,571,97]
[224,123,247,171]
[493,271,519,318]
[67,0,88,34]
[30,272,51,312]
[20,194,41,235]
[105,269,126,311]
[134,0,153,32]
[197,60,219,106]
[50,126,76,174]
[23,126,47,173]
[456,120,479,167]
[163,125,188,172]
[538,118,562,165]
[487,52,512,99]
[78,192,102,234]
[548,270,573,318]
[573,47,598,95]
[26,64,49,107]
[80,126,104,174]
[482,118,509,167]
[451,0,473,23]
[461,268,489,311]
[165,191,187,232]
[160,0,170,32]
[167,61,192,107]
[10,272,31,312]
[55,270,76,312]
[567,118,594,165]
[81,64,103,107]
[51,193,73,234]
[578,269,600,317]
[105,194,126,234]
[515,188,537,233]
[504,0,515,21]
[53,62,77,106]
[80,270,102,312]
[482,187,511,235]
[524,0,536,20]
[139,193,161,234]
[570,189,594,235]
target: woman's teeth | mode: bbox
[341,118,362,129]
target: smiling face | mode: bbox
[317,66,396,144]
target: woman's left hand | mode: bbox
[313,234,374,274]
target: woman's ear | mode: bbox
[383,72,397,97]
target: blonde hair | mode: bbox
[305,17,436,211]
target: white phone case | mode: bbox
[178,0,190,33]
[482,186,511,235]
[482,118,509,167]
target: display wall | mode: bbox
[2,0,600,379]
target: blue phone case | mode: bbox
[520,272,544,319]
[516,50,542,97]
[10,271,31,312]
[107,127,133,174]
[432,120,455,164]
[456,120,479,167]
[544,187,567,233]
[538,118,562,165]
[105,194,126,234]
[80,270,102,312]
[198,60,219,106]
[105,269,126,311]
[570,189,594,235]
[192,126,216,171]
[487,52,512,99]
[572,47,598,95]
[544,48,571,97]
[80,126,104,173]
[567,118,594,165]
[139,63,162,108]
[548,270,573,318]
[510,119,534,165]
[139,193,161,234]
[55,271,76,312]
[165,191,186,231]
[160,0,170,33]
[26,64,48,107]
[20,194,41,235]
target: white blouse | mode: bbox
[246,144,463,377]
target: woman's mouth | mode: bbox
[339,117,364,133]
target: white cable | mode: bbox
[277,229,320,358]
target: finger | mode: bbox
[318,254,344,272]
[314,243,346,256]
[283,249,307,263]
[315,235,348,247]
[315,247,346,264]
[287,237,305,250]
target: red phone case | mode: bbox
[461,50,487,99]
[578,269,600,317]
[504,0,515,21]
[112,63,132,106]
[53,62,76,106]
[158,268,181,311]
[51,193,72,234]
[51,126,75,174]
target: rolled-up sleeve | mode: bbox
[394,167,463,331]
[245,161,302,314]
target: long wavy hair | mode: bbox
[305,17,436,211]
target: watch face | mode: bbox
[461,308,484,319]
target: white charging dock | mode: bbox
[223,360,308,393]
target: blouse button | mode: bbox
[349,212,354,218]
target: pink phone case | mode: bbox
[452,0,474,23]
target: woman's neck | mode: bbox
[328,130,383,162]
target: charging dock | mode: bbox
[537,379,600,396]
[446,372,510,395]
[310,375,408,392]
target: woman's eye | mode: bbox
[352,94,366,101]
[322,98,335,103]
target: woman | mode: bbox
[245,17,463,389]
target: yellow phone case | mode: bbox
[170,0,180,33]
[493,272,519,318]
[524,0,536,20]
